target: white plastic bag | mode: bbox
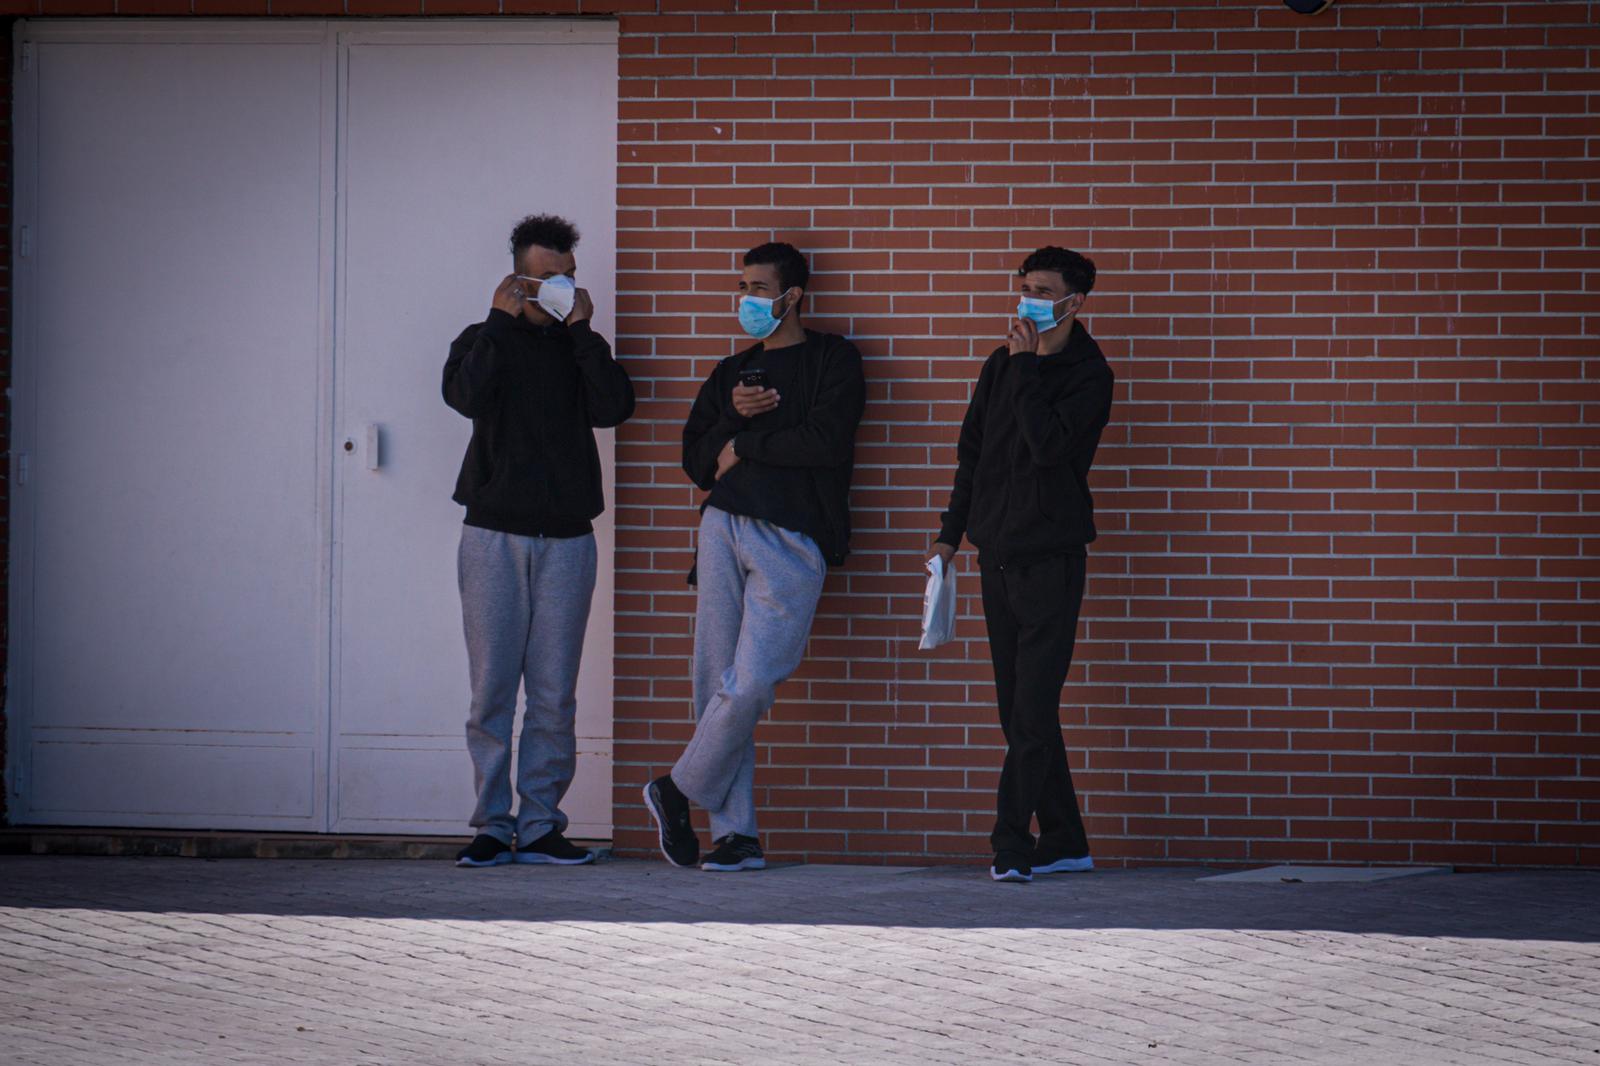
[918,556,957,651]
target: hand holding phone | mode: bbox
[732,367,779,418]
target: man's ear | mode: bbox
[783,286,803,317]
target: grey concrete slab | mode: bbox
[1,856,1597,1066]
[762,862,928,877]
[1198,864,1453,884]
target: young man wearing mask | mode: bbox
[644,241,866,872]
[442,214,636,868]
[932,246,1115,884]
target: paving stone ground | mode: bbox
[2,856,1597,1065]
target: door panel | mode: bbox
[331,33,618,837]
[31,740,316,820]
[10,21,620,838]
[16,34,330,829]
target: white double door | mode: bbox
[8,20,618,837]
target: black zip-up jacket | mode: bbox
[682,330,865,567]
[938,320,1114,569]
[442,308,635,537]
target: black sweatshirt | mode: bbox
[442,308,635,537]
[938,320,1114,569]
[682,329,865,566]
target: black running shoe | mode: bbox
[455,834,512,868]
[990,851,1033,883]
[516,830,595,866]
[643,774,699,868]
[701,834,766,872]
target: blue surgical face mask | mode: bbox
[737,291,792,340]
[1017,294,1073,332]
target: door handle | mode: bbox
[365,423,381,471]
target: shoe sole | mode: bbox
[990,868,1033,883]
[700,857,766,872]
[1034,857,1094,875]
[642,782,696,868]
[455,853,514,868]
[514,851,595,866]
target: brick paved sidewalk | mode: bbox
[2,856,1596,1065]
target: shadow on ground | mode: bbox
[3,856,1596,943]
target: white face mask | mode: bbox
[519,274,576,320]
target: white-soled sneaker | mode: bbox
[700,832,768,870]
[990,852,1033,883]
[1033,854,1094,875]
[515,830,595,866]
[455,834,513,868]
[701,834,766,872]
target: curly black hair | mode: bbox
[743,241,811,294]
[1018,246,1096,296]
[510,214,580,258]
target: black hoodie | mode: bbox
[442,309,635,537]
[682,329,865,567]
[938,320,1114,569]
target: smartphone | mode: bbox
[739,368,770,391]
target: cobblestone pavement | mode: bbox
[2,856,1597,1065]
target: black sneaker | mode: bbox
[990,851,1033,883]
[455,834,512,868]
[1032,850,1093,875]
[643,774,699,868]
[516,830,595,866]
[701,834,766,872]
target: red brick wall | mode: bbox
[1,1,1595,866]
[606,0,1600,869]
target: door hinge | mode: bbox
[20,42,32,73]
[19,225,32,259]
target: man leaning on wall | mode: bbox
[932,246,1115,884]
[644,241,866,874]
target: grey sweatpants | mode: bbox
[458,524,596,846]
[673,506,827,840]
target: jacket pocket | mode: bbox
[1032,466,1085,534]
[462,436,502,500]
